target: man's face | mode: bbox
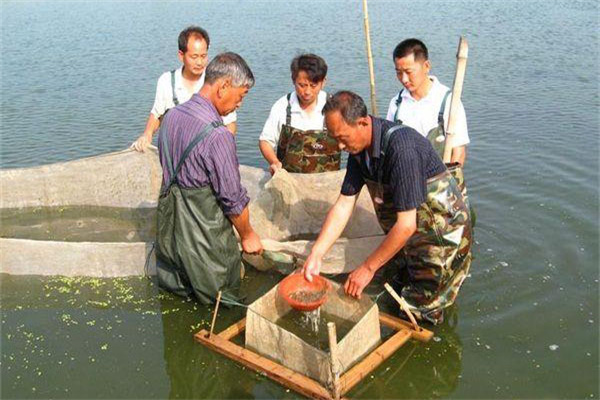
[394,53,430,94]
[216,81,249,116]
[325,111,368,154]
[178,37,209,77]
[294,70,324,107]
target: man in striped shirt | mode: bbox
[302,91,472,324]
[155,53,262,304]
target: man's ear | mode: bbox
[357,116,370,127]
[423,59,431,73]
[177,50,184,64]
[216,78,232,98]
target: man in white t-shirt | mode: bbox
[258,54,340,174]
[386,38,469,165]
[131,26,237,152]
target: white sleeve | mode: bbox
[386,96,399,122]
[150,73,170,119]
[222,110,237,125]
[443,95,470,146]
[258,98,285,148]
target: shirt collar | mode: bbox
[401,75,441,101]
[175,67,205,92]
[289,90,327,113]
[369,116,383,159]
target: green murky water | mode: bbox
[0,207,156,242]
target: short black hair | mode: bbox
[178,26,210,53]
[393,38,428,61]
[322,90,368,125]
[290,54,328,83]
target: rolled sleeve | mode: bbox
[341,155,365,196]
[443,96,470,147]
[150,72,170,119]
[203,128,250,215]
[385,96,398,122]
[259,98,286,148]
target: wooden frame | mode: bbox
[194,312,433,399]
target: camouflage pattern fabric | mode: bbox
[365,169,472,325]
[395,89,475,226]
[277,124,341,173]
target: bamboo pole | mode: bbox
[208,290,222,337]
[384,283,420,332]
[443,36,469,163]
[327,322,341,400]
[362,0,378,115]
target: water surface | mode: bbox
[1,0,598,398]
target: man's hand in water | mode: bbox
[344,264,375,299]
[302,252,322,282]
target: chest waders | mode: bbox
[155,121,242,304]
[276,93,341,173]
[362,125,473,325]
[395,90,475,226]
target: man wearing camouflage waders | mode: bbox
[156,53,263,304]
[302,91,472,324]
[386,38,473,222]
[259,54,341,174]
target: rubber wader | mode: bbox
[155,120,242,304]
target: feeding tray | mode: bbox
[195,280,433,399]
[278,273,331,311]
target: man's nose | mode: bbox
[338,142,345,151]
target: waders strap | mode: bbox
[394,90,404,123]
[438,90,451,129]
[170,70,179,106]
[173,121,224,180]
[285,93,292,126]
[159,124,175,186]
[161,121,223,192]
[378,124,406,184]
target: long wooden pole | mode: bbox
[362,0,378,115]
[443,36,469,163]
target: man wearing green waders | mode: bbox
[156,53,263,304]
[302,91,472,324]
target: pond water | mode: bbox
[0,207,156,242]
[1,0,598,398]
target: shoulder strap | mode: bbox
[162,120,224,190]
[171,70,179,106]
[394,90,404,123]
[378,124,406,183]
[285,93,292,126]
[159,123,175,185]
[438,90,451,129]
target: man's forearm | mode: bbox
[362,209,417,272]
[311,194,357,257]
[143,114,161,139]
[259,140,280,165]
[228,206,254,239]
[451,146,466,166]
